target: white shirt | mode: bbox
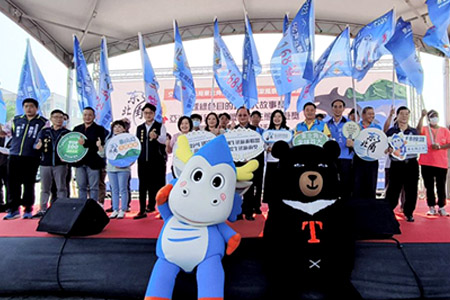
[145,121,167,145]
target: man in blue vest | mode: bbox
[1,98,48,220]
[295,102,331,137]
[327,99,354,200]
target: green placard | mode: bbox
[292,131,328,147]
[57,132,88,163]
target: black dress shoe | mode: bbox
[105,207,113,213]
[236,214,244,220]
[405,215,415,222]
[133,213,147,220]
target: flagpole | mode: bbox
[178,80,184,115]
[102,36,113,118]
[392,58,396,107]
[352,77,358,122]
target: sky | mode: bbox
[0,11,447,125]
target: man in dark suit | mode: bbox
[134,103,167,219]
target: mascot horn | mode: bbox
[144,134,258,300]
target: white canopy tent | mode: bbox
[0,0,448,123]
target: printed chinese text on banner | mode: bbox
[96,37,113,129]
[282,14,292,112]
[242,14,261,109]
[213,19,244,108]
[423,0,450,57]
[297,28,352,112]
[16,40,51,115]
[139,32,162,122]
[385,18,424,94]
[352,10,394,81]
[173,20,196,116]
[74,35,97,113]
[270,0,315,96]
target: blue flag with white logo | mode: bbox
[16,40,51,115]
[139,33,162,123]
[423,0,450,57]
[282,14,292,112]
[242,14,261,109]
[213,19,244,108]
[0,90,6,125]
[173,20,196,116]
[271,0,314,96]
[385,18,424,94]
[297,28,352,111]
[74,35,97,113]
[96,37,113,129]
[352,10,394,81]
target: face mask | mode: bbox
[193,120,200,128]
[430,117,439,126]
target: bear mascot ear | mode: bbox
[323,140,341,160]
[272,141,290,159]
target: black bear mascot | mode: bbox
[263,140,362,300]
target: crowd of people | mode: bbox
[0,97,449,223]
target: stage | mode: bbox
[0,199,449,300]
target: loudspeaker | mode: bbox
[346,198,401,240]
[37,198,109,236]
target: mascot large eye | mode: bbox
[211,174,225,189]
[191,169,203,182]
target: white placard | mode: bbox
[262,129,293,144]
[224,128,264,162]
[354,128,388,161]
[105,133,141,167]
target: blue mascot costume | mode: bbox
[144,135,258,300]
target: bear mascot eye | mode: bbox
[211,174,225,189]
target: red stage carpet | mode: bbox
[0,198,449,243]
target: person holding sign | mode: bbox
[32,109,71,219]
[1,98,48,220]
[384,106,420,222]
[234,106,264,220]
[263,110,290,209]
[351,106,381,200]
[327,99,354,200]
[73,107,107,204]
[134,103,167,219]
[417,110,450,217]
[295,102,331,137]
[204,112,224,136]
[97,120,131,219]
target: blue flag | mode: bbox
[352,10,394,81]
[385,18,424,95]
[297,28,353,111]
[242,14,261,109]
[95,37,114,129]
[173,20,196,116]
[16,40,51,115]
[213,19,244,108]
[423,0,450,57]
[270,0,314,96]
[0,90,6,125]
[139,32,162,123]
[74,35,98,113]
[282,14,292,112]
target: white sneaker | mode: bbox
[109,210,119,219]
[438,207,450,216]
[427,206,437,216]
[117,210,125,219]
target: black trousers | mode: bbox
[262,162,278,208]
[421,165,448,208]
[353,155,379,199]
[8,155,40,213]
[386,159,419,216]
[137,160,166,214]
